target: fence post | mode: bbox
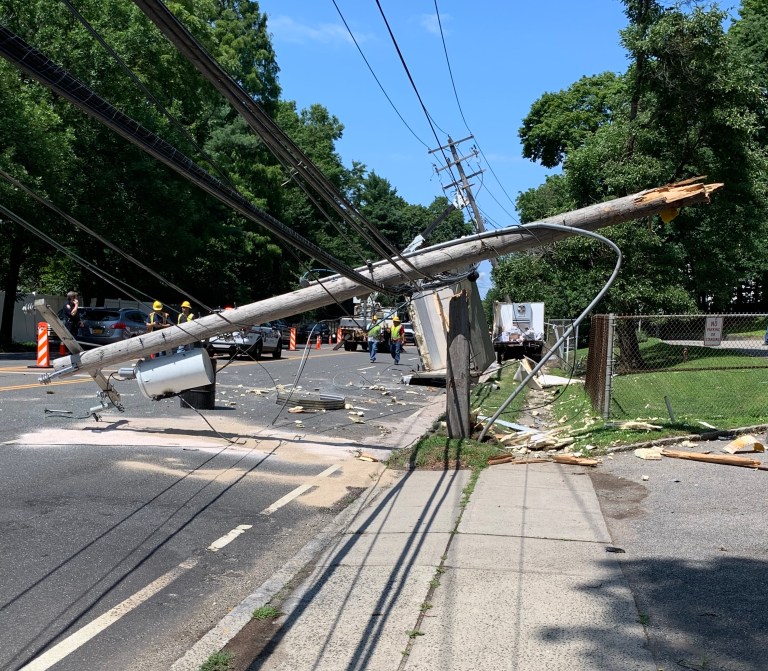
[601,313,616,419]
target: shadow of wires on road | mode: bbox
[245,466,463,671]
[539,554,768,671]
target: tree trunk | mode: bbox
[615,319,644,372]
[0,230,24,349]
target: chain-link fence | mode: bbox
[585,314,768,427]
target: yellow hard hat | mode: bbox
[181,300,192,308]
[153,301,163,310]
[392,316,400,322]
[372,316,378,322]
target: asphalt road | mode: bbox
[592,441,768,671]
[0,344,443,671]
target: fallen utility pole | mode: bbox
[47,179,722,380]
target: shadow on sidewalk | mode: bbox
[244,466,463,671]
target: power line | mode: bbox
[0,24,387,294]
[0,168,213,312]
[432,0,519,218]
[59,0,238,193]
[372,0,458,187]
[330,0,430,150]
[134,0,430,287]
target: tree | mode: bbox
[497,0,768,325]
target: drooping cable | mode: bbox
[478,223,623,441]
[0,25,385,294]
[0,204,156,307]
[133,0,430,285]
[59,0,238,193]
[0,168,214,312]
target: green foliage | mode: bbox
[199,651,234,671]
[504,1,768,316]
[0,0,450,320]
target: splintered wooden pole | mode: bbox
[446,291,471,438]
[48,178,723,377]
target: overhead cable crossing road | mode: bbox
[0,25,386,295]
[133,0,425,285]
[42,180,721,377]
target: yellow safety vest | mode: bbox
[391,324,403,340]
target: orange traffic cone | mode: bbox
[316,335,321,349]
[59,342,67,356]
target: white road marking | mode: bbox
[207,524,253,552]
[260,464,341,516]
[19,558,198,671]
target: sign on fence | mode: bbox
[703,316,723,346]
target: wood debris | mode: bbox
[661,449,768,471]
[552,454,599,467]
[634,447,664,460]
[606,421,662,431]
[722,434,765,455]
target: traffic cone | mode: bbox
[316,335,321,349]
[30,322,52,369]
[59,342,66,356]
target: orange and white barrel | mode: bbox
[37,322,50,367]
[336,327,342,344]
[289,327,296,351]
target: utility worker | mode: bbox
[389,315,404,365]
[147,300,170,357]
[176,300,195,352]
[367,315,382,363]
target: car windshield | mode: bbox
[82,310,121,321]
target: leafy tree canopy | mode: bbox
[495,0,768,319]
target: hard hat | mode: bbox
[181,300,192,308]
[372,316,378,322]
[153,301,163,310]
[392,316,400,322]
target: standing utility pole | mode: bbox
[431,135,496,266]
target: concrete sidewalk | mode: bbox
[237,462,656,671]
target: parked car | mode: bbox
[401,322,416,345]
[208,323,282,359]
[297,322,332,344]
[268,319,293,346]
[74,307,150,347]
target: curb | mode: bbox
[169,400,439,670]
[170,479,393,671]
[606,422,768,454]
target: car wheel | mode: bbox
[272,340,282,359]
[343,341,352,352]
[249,341,263,360]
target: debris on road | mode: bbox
[661,449,768,471]
[634,447,664,460]
[722,434,765,454]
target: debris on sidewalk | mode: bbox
[661,449,768,471]
[606,420,662,431]
[722,434,765,454]
[552,454,598,467]
[486,454,598,467]
[634,446,664,460]
[354,450,379,462]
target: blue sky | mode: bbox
[257,1,633,296]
